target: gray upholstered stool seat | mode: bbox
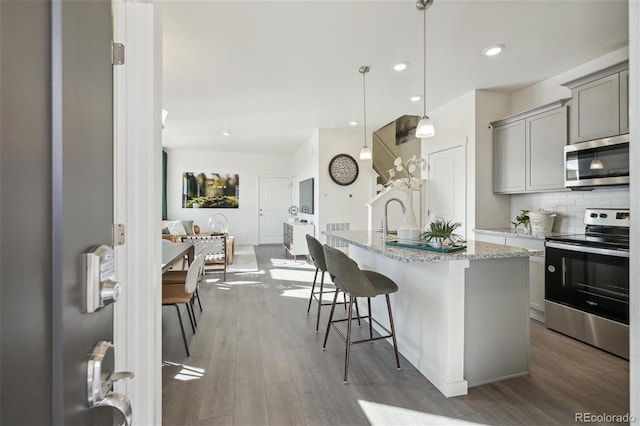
[305,234,360,332]
[361,271,398,296]
[322,245,400,383]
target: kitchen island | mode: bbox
[322,230,543,397]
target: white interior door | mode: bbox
[258,177,291,244]
[427,143,467,238]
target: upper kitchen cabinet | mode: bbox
[562,61,629,144]
[491,99,569,194]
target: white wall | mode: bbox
[166,149,293,245]
[291,130,320,227]
[421,90,512,235]
[421,91,475,234]
[291,127,374,241]
[317,127,375,238]
[475,90,512,229]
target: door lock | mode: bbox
[84,245,121,313]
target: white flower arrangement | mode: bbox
[377,155,426,192]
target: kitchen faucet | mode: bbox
[384,198,406,241]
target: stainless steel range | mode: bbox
[545,208,629,359]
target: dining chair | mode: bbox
[162,254,204,357]
[163,252,205,313]
[305,234,360,332]
[322,245,400,383]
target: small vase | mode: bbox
[397,190,421,243]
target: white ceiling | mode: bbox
[161,0,628,155]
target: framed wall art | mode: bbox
[182,172,239,208]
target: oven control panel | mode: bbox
[584,208,629,227]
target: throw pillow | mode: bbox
[181,220,195,235]
[166,220,187,236]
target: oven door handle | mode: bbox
[546,241,629,258]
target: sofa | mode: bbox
[162,220,234,264]
[161,220,201,243]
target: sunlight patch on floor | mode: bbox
[269,267,316,283]
[279,287,313,300]
[270,258,315,269]
[216,280,262,286]
[162,361,205,382]
[231,270,266,276]
[358,400,485,426]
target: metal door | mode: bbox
[0,1,124,424]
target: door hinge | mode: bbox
[113,224,125,246]
[112,42,125,65]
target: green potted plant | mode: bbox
[421,219,462,247]
[511,209,530,233]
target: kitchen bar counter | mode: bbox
[324,230,543,262]
[323,229,531,398]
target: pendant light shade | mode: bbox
[416,116,435,138]
[416,0,435,139]
[359,65,372,160]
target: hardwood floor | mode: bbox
[162,244,629,425]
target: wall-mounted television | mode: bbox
[299,178,314,214]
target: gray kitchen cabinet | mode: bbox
[526,106,567,192]
[491,99,568,194]
[620,68,629,134]
[562,61,628,143]
[493,120,526,193]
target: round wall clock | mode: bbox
[328,154,359,186]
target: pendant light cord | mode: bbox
[363,69,368,148]
[422,6,427,117]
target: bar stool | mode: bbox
[322,245,400,383]
[305,235,360,332]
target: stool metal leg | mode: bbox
[315,271,325,332]
[307,267,319,314]
[344,296,354,383]
[386,294,401,369]
[322,289,340,349]
[367,297,373,340]
[354,298,361,327]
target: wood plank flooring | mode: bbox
[162,245,629,425]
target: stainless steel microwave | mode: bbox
[564,134,629,188]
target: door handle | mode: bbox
[87,341,134,425]
[96,392,132,426]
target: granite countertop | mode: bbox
[473,228,568,240]
[322,230,543,264]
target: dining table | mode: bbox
[161,242,194,273]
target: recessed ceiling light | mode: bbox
[349,121,359,126]
[410,95,421,102]
[222,131,231,136]
[393,62,408,71]
[483,44,504,56]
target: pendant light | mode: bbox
[359,65,372,160]
[415,0,435,139]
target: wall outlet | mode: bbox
[546,204,558,212]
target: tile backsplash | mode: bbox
[510,188,629,234]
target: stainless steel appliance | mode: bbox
[564,134,629,188]
[545,208,629,359]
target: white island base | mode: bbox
[349,244,530,397]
